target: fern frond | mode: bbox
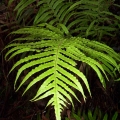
[34,0,71,25]
[5,25,120,120]
[11,0,120,41]
[11,26,63,38]
[14,0,35,19]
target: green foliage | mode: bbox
[4,0,120,120]
[8,0,120,40]
[65,107,118,120]
[4,24,120,120]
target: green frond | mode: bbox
[17,0,35,19]
[4,25,120,120]
[10,0,120,40]
[9,51,53,74]
[16,61,54,91]
[32,0,79,29]
[66,45,107,87]
[9,48,38,61]
[11,26,63,39]
[34,0,69,25]
[13,0,35,19]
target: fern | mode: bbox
[4,24,120,120]
[8,0,120,41]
